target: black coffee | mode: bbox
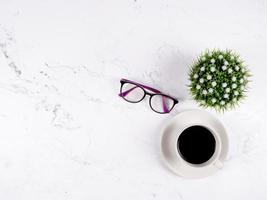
[177,125,216,164]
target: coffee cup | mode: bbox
[161,110,228,178]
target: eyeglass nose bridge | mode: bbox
[144,91,154,97]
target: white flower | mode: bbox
[224,61,229,66]
[225,88,230,93]
[233,98,237,102]
[230,56,235,60]
[199,78,204,83]
[208,52,212,57]
[212,81,217,87]
[220,101,225,105]
[208,88,213,93]
[207,75,212,80]
[212,98,217,103]
[201,56,206,61]
[218,55,223,59]
[234,91,239,96]
[222,65,227,71]
[235,66,239,71]
[240,85,245,90]
[196,84,201,90]
[210,66,216,72]
[228,68,233,74]
[232,76,236,82]
[193,74,198,79]
[224,94,229,98]
[241,68,245,73]
[232,83,237,89]
[210,59,215,64]
[240,78,244,83]
[202,90,207,95]
[222,82,227,88]
[200,66,205,71]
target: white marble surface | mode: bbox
[0,0,267,199]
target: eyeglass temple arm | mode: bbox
[162,96,169,113]
[120,78,162,94]
[119,85,138,97]
[120,78,170,113]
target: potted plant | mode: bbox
[188,49,251,111]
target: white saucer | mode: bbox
[161,110,229,178]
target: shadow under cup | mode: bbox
[177,125,217,165]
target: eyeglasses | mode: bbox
[119,78,179,114]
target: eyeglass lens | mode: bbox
[150,94,175,113]
[120,83,145,103]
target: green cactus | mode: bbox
[188,49,251,111]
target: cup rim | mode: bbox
[176,124,222,168]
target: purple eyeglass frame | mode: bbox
[119,78,179,114]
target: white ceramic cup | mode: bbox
[161,110,228,178]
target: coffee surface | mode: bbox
[177,125,216,164]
